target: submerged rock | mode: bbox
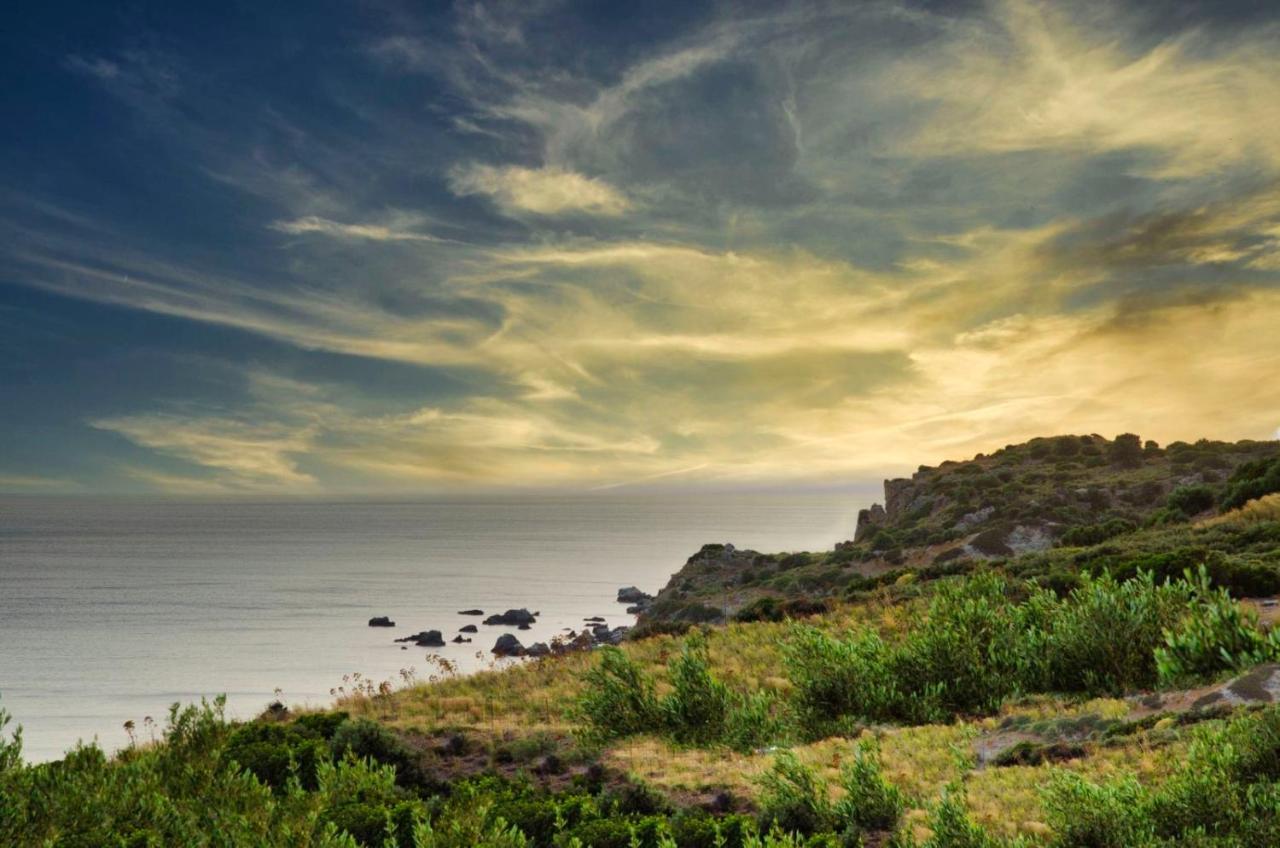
[458,609,485,616]
[368,616,396,627]
[451,635,472,644]
[459,624,478,633]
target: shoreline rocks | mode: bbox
[616,586,653,605]
[459,624,478,633]
[492,633,525,657]
[368,616,395,627]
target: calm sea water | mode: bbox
[0,491,865,762]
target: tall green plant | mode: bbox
[832,739,904,834]
[575,647,660,742]
[1156,568,1280,684]
[660,631,731,746]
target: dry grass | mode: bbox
[338,597,909,736]
[319,593,1216,845]
[1198,493,1280,527]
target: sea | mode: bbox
[0,490,868,762]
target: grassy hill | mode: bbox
[636,434,1280,633]
[5,434,1280,847]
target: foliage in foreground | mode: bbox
[576,632,783,752]
[785,568,1280,736]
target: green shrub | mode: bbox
[757,752,833,836]
[559,815,670,848]
[725,690,786,753]
[293,710,349,739]
[660,635,732,748]
[0,707,21,775]
[893,573,1024,718]
[1038,572,1191,694]
[575,647,660,742]
[911,788,1003,848]
[1156,569,1280,684]
[1166,485,1216,518]
[785,625,898,736]
[1222,455,1280,511]
[323,799,425,847]
[330,718,421,788]
[671,811,756,848]
[1059,519,1136,547]
[1041,773,1154,847]
[221,721,329,790]
[1109,434,1144,468]
[832,740,903,833]
[736,597,786,623]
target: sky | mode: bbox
[2,0,1279,496]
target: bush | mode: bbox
[660,632,731,746]
[735,597,830,623]
[785,625,899,736]
[221,722,329,790]
[671,811,756,848]
[1059,519,1136,547]
[293,710,349,739]
[1109,433,1144,468]
[735,597,786,623]
[330,718,421,787]
[832,740,903,833]
[1041,773,1153,848]
[1155,568,1280,684]
[575,647,660,742]
[724,690,786,754]
[1037,572,1190,694]
[322,799,425,847]
[911,788,1003,848]
[1166,485,1216,518]
[757,752,833,836]
[1222,456,1280,512]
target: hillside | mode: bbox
[6,433,1280,847]
[636,434,1280,632]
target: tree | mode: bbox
[1109,433,1143,468]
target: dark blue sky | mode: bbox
[3,0,1279,494]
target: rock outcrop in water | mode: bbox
[368,616,395,627]
[396,630,445,647]
[483,608,537,627]
[616,586,652,604]
[492,634,525,657]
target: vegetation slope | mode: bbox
[4,434,1280,848]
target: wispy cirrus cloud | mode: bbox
[448,165,631,216]
[268,215,447,242]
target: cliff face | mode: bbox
[635,434,1280,633]
[850,434,1279,557]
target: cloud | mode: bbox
[448,165,631,216]
[269,215,445,242]
[885,0,1280,177]
[0,474,84,492]
[90,413,317,490]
